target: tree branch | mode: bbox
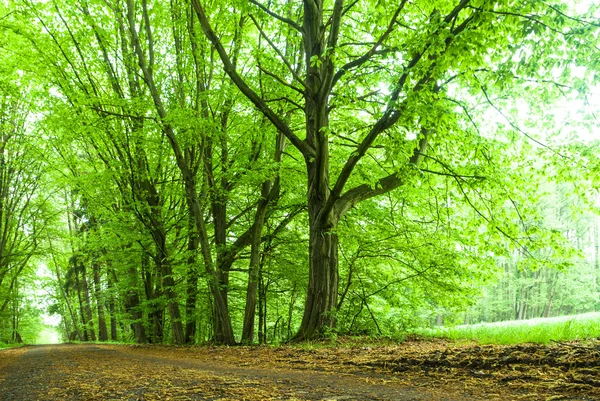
[420,168,486,180]
[326,0,345,51]
[326,2,474,219]
[249,13,308,91]
[332,0,408,87]
[257,64,305,95]
[333,129,430,218]
[190,0,314,159]
[478,80,568,158]
[249,0,303,32]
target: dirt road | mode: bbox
[0,340,597,400]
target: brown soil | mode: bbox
[0,338,598,400]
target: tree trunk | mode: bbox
[80,264,96,341]
[242,132,284,344]
[185,213,200,344]
[258,269,266,344]
[92,262,108,341]
[241,202,267,344]
[49,242,82,341]
[293,204,339,340]
[286,283,297,341]
[182,173,236,345]
[212,201,231,344]
[162,261,185,345]
[594,218,599,292]
[106,265,118,341]
[124,262,147,344]
[74,271,89,342]
[142,251,162,343]
[153,225,186,345]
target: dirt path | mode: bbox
[0,340,598,400]
[0,344,445,400]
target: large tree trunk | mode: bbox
[212,200,231,344]
[290,0,342,341]
[294,210,339,340]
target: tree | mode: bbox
[191,0,600,339]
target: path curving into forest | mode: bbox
[0,341,598,400]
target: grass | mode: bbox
[416,312,600,344]
[0,342,25,350]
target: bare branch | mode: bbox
[478,81,569,158]
[420,168,486,180]
[257,64,305,95]
[249,0,303,33]
[264,96,304,111]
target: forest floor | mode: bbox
[0,338,598,400]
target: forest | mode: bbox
[0,0,598,347]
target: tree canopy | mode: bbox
[0,0,598,345]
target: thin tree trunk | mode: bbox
[49,241,81,341]
[594,218,599,293]
[241,132,285,344]
[106,264,118,341]
[124,262,147,343]
[286,283,297,341]
[92,261,108,341]
[185,213,200,344]
[258,269,266,344]
[74,270,89,342]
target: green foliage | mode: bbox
[0,0,598,344]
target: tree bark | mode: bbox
[52,249,82,341]
[241,133,284,344]
[241,186,269,344]
[92,261,108,341]
[106,263,118,341]
[185,213,200,344]
[124,262,147,344]
[293,212,339,340]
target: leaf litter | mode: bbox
[0,338,597,400]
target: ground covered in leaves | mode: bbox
[0,338,598,400]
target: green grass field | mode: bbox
[417,312,600,344]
